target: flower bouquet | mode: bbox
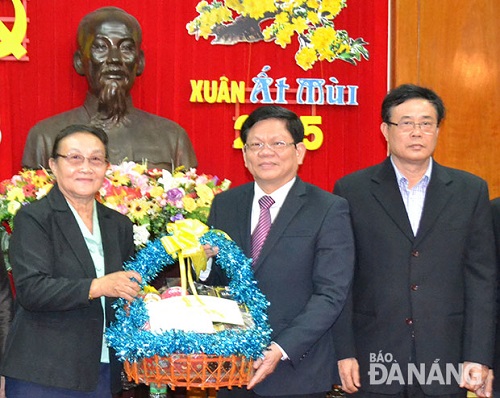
[0,161,231,253]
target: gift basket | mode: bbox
[106,219,272,390]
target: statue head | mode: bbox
[73,7,145,124]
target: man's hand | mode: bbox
[338,358,361,393]
[247,344,282,390]
[477,369,494,398]
[460,362,490,397]
[0,375,5,398]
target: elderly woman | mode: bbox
[0,124,142,397]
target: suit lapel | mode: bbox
[371,159,414,242]
[414,162,453,245]
[236,185,254,258]
[97,205,120,274]
[49,185,97,278]
[252,179,305,273]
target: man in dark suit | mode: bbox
[332,84,497,398]
[204,105,355,397]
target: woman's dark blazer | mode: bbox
[0,184,134,393]
[0,254,13,365]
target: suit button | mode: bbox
[412,250,420,257]
[411,284,418,291]
[405,318,414,325]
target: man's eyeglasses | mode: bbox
[56,153,108,167]
[387,121,437,135]
[244,141,297,153]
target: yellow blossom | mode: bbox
[318,47,335,61]
[104,195,123,207]
[225,0,244,13]
[149,186,164,199]
[275,25,294,48]
[110,171,130,187]
[32,175,50,188]
[319,0,345,18]
[243,0,277,19]
[292,16,308,34]
[7,201,21,215]
[127,199,151,222]
[295,46,317,70]
[310,26,336,53]
[307,10,320,25]
[307,0,320,8]
[275,12,289,24]
[196,1,209,13]
[214,6,232,23]
[263,25,275,41]
[182,197,197,213]
[173,171,186,179]
[195,184,214,206]
[7,187,25,202]
[132,163,147,174]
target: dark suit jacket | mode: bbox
[0,255,13,366]
[206,177,355,396]
[0,184,135,393]
[333,158,497,395]
[491,198,500,392]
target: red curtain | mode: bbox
[0,0,388,191]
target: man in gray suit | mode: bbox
[333,84,496,398]
[204,105,355,397]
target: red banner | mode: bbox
[0,0,388,190]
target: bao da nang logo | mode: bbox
[0,0,28,60]
[369,352,484,386]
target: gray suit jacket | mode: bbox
[206,177,355,395]
[333,158,497,395]
[0,184,134,393]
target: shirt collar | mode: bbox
[390,156,433,186]
[253,177,296,207]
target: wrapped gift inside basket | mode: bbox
[106,219,272,390]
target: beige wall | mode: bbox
[391,0,499,198]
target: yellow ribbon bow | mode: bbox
[160,219,209,297]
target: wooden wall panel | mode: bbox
[392,0,500,198]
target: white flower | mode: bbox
[36,187,50,200]
[133,224,151,248]
[157,170,174,190]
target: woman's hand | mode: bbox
[89,270,142,302]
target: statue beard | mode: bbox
[91,79,130,129]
